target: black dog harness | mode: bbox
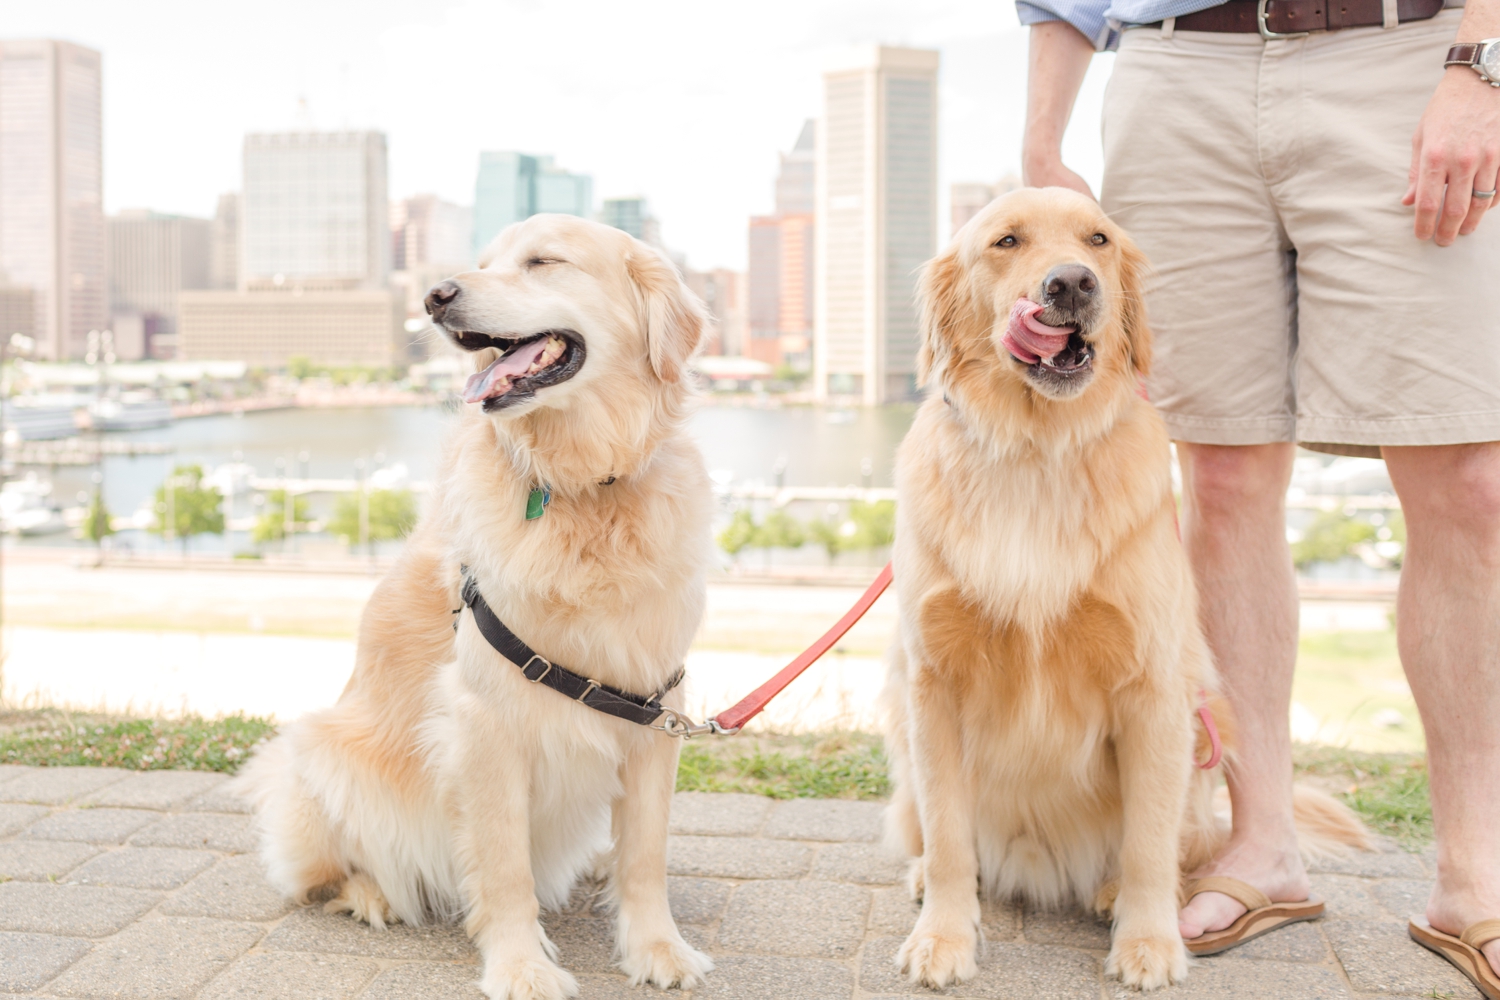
[458,570,684,728]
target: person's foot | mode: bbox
[1427,885,1500,981]
[1178,835,1310,941]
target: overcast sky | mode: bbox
[7,0,1114,271]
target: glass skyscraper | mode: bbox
[473,152,592,257]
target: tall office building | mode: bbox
[473,152,592,256]
[814,46,938,404]
[391,194,473,351]
[776,120,816,215]
[391,195,471,273]
[241,130,389,289]
[0,40,106,361]
[684,267,747,357]
[747,121,816,370]
[183,131,401,367]
[950,175,1021,240]
[599,196,661,247]
[209,193,239,289]
[107,210,213,359]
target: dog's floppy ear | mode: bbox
[1115,236,1153,376]
[625,246,705,383]
[916,247,970,386]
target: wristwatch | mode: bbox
[1445,39,1500,86]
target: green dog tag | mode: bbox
[526,485,550,521]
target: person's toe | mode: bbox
[1178,890,1246,941]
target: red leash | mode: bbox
[714,562,894,732]
[654,563,893,738]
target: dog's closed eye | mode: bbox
[527,257,565,268]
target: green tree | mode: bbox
[717,509,758,557]
[755,509,805,549]
[151,464,224,554]
[80,489,115,563]
[329,488,418,552]
[252,489,312,545]
[1291,510,1377,569]
[808,501,897,562]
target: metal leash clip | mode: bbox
[650,709,740,740]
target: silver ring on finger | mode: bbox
[1474,188,1498,200]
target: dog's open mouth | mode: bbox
[1030,331,1094,375]
[451,330,586,411]
[1003,299,1094,382]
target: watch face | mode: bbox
[1484,40,1500,81]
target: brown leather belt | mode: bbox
[1149,0,1445,34]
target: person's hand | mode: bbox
[1403,67,1500,246]
[1022,153,1096,199]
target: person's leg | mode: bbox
[1384,442,1500,979]
[1175,441,1307,939]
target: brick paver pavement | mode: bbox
[0,766,1478,999]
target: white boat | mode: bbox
[88,395,174,431]
[2,400,80,441]
[0,473,68,535]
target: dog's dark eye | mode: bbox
[1089,233,1108,246]
[995,235,1018,248]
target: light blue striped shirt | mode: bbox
[1016,0,1225,50]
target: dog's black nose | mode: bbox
[1042,265,1098,312]
[425,280,461,322]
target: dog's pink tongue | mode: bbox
[1003,298,1075,365]
[461,339,550,404]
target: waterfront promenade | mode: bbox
[0,766,1476,999]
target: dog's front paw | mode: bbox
[619,935,714,990]
[896,920,979,988]
[480,957,579,1000]
[324,872,394,929]
[1105,933,1189,990]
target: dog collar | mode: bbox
[525,476,618,521]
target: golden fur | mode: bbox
[234,215,715,1000]
[881,188,1368,990]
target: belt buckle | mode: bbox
[1257,0,1310,38]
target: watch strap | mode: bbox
[1446,42,1482,66]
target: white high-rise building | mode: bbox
[241,131,389,289]
[0,40,106,360]
[814,46,938,405]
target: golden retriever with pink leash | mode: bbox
[881,187,1369,990]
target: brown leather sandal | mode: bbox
[1409,916,1500,1000]
[1181,876,1326,956]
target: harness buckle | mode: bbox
[578,679,601,702]
[523,655,554,684]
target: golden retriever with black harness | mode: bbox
[881,187,1367,990]
[236,214,714,1000]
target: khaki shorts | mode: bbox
[1101,10,1500,456]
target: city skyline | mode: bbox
[0,0,1116,273]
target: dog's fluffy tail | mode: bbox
[1293,783,1374,858]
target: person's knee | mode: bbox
[1401,445,1500,549]
[1181,443,1293,523]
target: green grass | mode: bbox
[0,710,1431,849]
[676,731,890,800]
[1293,743,1432,849]
[0,710,274,773]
